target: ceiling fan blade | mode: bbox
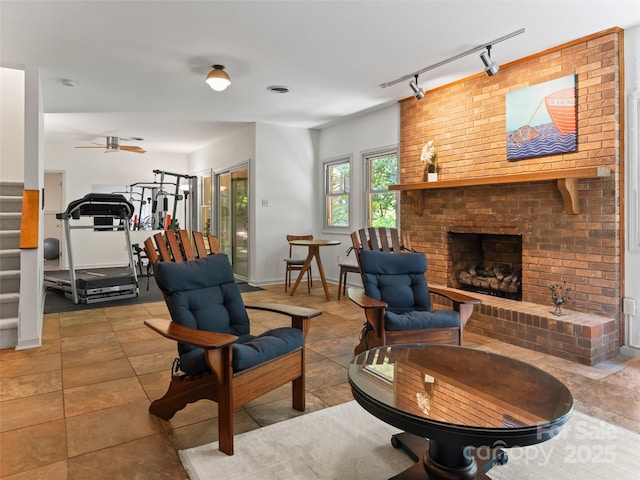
[119,146,146,154]
[76,146,106,149]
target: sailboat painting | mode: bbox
[506,75,577,161]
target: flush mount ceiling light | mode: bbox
[409,74,425,100]
[380,28,525,95]
[205,65,231,91]
[480,45,499,76]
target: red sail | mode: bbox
[544,88,576,135]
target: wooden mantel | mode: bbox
[390,167,611,215]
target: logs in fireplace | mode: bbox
[457,263,522,300]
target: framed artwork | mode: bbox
[506,75,577,161]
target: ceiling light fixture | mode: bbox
[409,74,425,100]
[480,45,499,76]
[206,65,231,91]
[380,28,524,90]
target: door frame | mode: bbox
[43,170,64,270]
[214,162,250,281]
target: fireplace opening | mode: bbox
[448,232,522,300]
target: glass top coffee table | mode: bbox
[348,344,574,480]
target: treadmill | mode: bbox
[44,193,139,304]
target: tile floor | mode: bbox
[1,283,639,479]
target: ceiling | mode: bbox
[2,1,639,155]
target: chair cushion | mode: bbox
[178,327,304,375]
[155,254,250,337]
[232,327,304,372]
[154,254,304,375]
[284,258,306,265]
[358,249,460,330]
[384,310,460,330]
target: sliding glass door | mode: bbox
[217,166,249,279]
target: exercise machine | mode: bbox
[44,193,139,304]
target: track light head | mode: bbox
[409,75,425,100]
[480,46,499,76]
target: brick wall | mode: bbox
[399,28,623,323]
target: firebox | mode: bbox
[448,232,522,300]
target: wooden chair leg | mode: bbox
[216,349,234,456]
[292,374,305,411]
[284,267,290,292]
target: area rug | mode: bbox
[180,401,639,480]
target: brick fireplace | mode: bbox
[395,28,624,365]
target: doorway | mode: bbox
[43,171,63,271]
[216,166,249,279]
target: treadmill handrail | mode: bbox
[56,193,134,220]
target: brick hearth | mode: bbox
[463,293,616,365]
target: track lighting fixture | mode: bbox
[205,65,231,91]
[480,45,499,76]
[380,28,524,90]
[409,74,425,100]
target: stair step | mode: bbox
[0,196,22,213]
[0,212,21,230]
[0,182,24,197]
[0,249,20,270]
[0,230,20,250]
[0,270,20,294]
[0,317,18,349]
[0,293,19,318]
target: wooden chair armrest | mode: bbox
[245,303,321,339]
[245,303,322,320]
[144,317,238,349]
[429,286,482,305]
[347,287,387,309]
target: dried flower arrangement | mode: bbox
[420,140,438,173]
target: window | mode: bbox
[365,149,399,227]
[324,157,351,229]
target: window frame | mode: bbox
[322,155,352,232]
[363,147,400,228]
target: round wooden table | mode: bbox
[348,344,574,479]
[288,239,340,300]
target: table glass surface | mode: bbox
[349,345,573,435]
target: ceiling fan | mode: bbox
[76,136,146,154]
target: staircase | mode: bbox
[0,182,22,349]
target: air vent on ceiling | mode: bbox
[267,85,290,94]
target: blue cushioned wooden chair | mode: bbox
[143,230,322,455]
[348,228,481,355]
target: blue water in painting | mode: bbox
[506,122,576,161]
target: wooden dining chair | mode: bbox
[143,229,322,455]
[284,234,313,292]
[337,261,359,300]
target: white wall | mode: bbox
[187,123,318,286]
[623,24,640,353]
[45,143,188,268]
[254,123,317,285]
[188,124,256,175]
[0,67,25,182]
